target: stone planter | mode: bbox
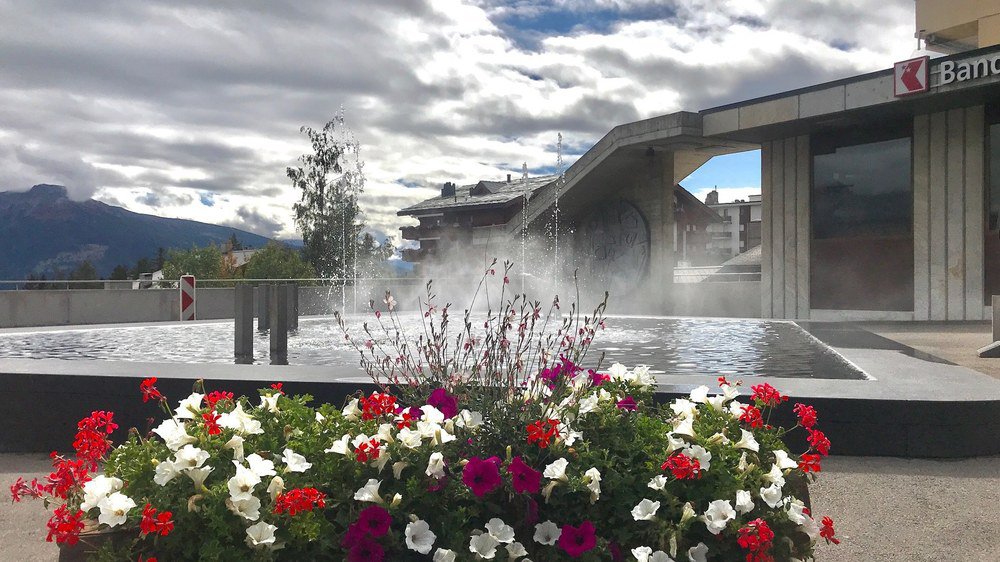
[57,522,133,562]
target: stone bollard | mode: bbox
[269,284,288,365]
[234,284,254,364]
[257,285,270,332]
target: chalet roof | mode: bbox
[398,175,558,216]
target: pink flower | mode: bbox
[340,523,366,548]
[348,536,385,562]
[462,456,501,497]
[507,456,542,495]
[587,369,609,386]
[559,521,597,558]
[616,396,637,412]
[356,505,392,538]
[427,388,458,419]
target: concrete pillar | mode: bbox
[257,285,270,331]
[269,284,288,365]
[645,151,675,314]
[234,284,254,364]
[993,295,999,343]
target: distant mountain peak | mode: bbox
[26,184,69,198]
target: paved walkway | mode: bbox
[2,453,997,561]
[864,321,999,380]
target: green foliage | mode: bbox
[243,242,316,280]
[161,244,224,280]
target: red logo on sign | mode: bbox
[893,56,929,97]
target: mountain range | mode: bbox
[0,184,273,279]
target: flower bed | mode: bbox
[11,270,839,561]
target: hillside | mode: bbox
[0,184,272,279]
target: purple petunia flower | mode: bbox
[462,456,502,497]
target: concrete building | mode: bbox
[917,0,1000,54]
[704,192,762,262]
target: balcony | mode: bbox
[400,225,443,241]
[401,248,430,263]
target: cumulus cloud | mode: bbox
[0,0,916,238]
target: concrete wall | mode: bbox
[673,281,761,318]
[760,135,810,319]
[913,106,987,321]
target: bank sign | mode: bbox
[894,52,1000,97]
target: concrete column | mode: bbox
[994,296,999,343]
[269,284,288,365]
[287,283,299,331]
[234,284,254,364]
[257,285,270,331]
[645,151,675,314]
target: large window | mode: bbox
[811,125,913,311]
[986,106,1000,303]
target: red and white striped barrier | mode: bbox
[180,275,196,321]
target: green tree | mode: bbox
[130,257,154,278]
[161,245,224,280]
[69,260,101,289]
[243,242,316,280]
[287,111,365,279]
[227,233,244,251]
[356,233,395,277]
[110,265,129,280]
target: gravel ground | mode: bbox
[2,453,998,561]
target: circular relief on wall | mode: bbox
[575,199,650,294]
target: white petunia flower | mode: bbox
[684,445,712,471]
[764,464,786,488]
[342,398,361,421]
[224,435,245,462]
[680,502,697,526]
[665,432,688,454]
[719,383,740,402]
[325,434,351,455]
[633,546,653,561]
[773,449,799,470]
[786,499,809,525]
[673,417,695,437]
[632,499,661,521]
[735,490,755,514]
[227,462,261,502]
[650,551,675,562]
[392,461,409,479]
[152,418,196,451]
[218,402,263,435]
[701,500,736,535]
[426,452,446,479]
[543,458,569,481]
[584,467,602,502]
[760,483,784,508]
[97,492,135,528]
[246,454,277,478]
[648,474,668,490]
[81,475,123,512]
[688,542,709,562]
[735,429,760,452]
[174,444,210,471]
[267,475,284,501]
[154,459,181,486]
[397,427,423,449]
[315,411,325,422]
[485,518,515,543]
[577,393,599,416]
[228,495,261,521]
[533,521,561,545]
[259,393,280,413]
[506,541,528,558]
[187,466,214,489]
[420,405,446,424]
[354,479,383,503]
[174,393,204,419]
[706,394,727,411]
[729,401,748,418]
[469,532,500,559]
[688,386,710,404]
[433,548,457,562]
[455,409,483,429]
[405,519,437,554]
[608,363,629,380]
[670,398,698,418]
[632,365,656,387]
[281,448,311,473]
[245,521,277,548]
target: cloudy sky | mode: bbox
[0,0,917,246]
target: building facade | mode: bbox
[704,193,762,262]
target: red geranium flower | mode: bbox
[750,383,788,407]
[360,392,397,420]
[507,456,542,495]
[799,453,823,473]
[558,521,597,558]
[354,438,381,463]
[526,419,560,448]
[807,429,831,456]
[139,504,174,537]
[204,390,234,409]
[139,378,163,403]
[793,403,818,428]
[202,411,222,436]
[820,516,840,545]
[273,487,326,516]
[661,453,702,480]
[462,456,502,497]
[737,518,775,562]
[270,382,285,395]
[10,476,45,503]
[738,404,764,428]
[45,504,85,545]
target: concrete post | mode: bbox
[257,285,270,331]
[234,284,254,364]
[644,150,675,314]
[287,283,299,331]
[269,284,288,365]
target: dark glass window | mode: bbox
[811,125,913,311]
[986,105,1000,303]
